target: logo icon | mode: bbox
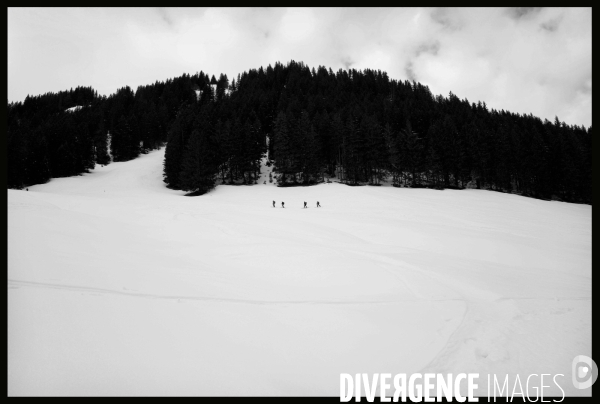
[572,355,598,389]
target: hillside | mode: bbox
[7,147,591,396]
[7,61,592,204]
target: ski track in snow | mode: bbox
[8,278,465,305]
[8,147,591,396]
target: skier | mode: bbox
[281,201,285,208]
[273,200,276,207]
[316,201,321,207]
[304,201,307,208]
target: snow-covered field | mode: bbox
[8,147,591,396]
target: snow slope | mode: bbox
[65,105,87,113]
[7,147,591,396]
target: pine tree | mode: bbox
[272,111,292,184]
[7,120,29,188]
[383,124,401,186]
[297,110,320,184]
[163,110,191,189]
[399,121,421,187]
[179,128,217,194]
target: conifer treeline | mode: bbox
[7,61,591,204]
[7,74,217,188]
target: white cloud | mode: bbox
[7,7,591,127]
[280,8,316,42]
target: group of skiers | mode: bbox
[273,201,321,208]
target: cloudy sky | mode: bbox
[8,7,591,127]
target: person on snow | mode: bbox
[281,201,285,208]
[273,200,276,207]
[316,201,321,207]
[304,201,307,208]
